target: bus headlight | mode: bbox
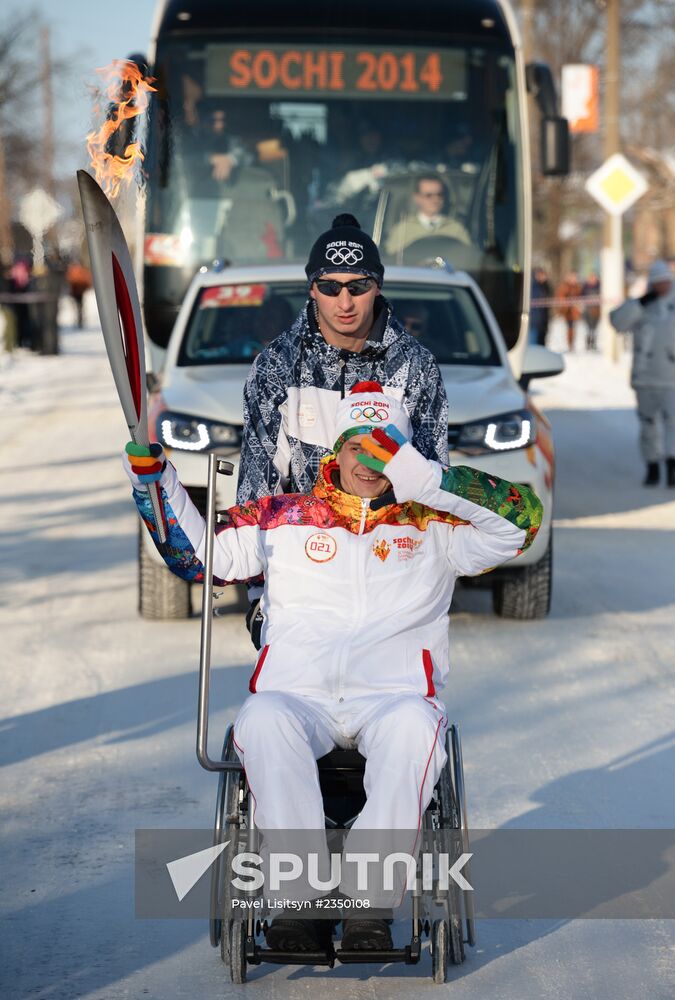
[158,411,241,451]
[451,409,535,454]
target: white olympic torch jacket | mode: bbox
[133,452,542,700]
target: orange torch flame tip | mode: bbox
[87,60,157,200]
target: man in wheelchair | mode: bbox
[124,383,542,953]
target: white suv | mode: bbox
[143,264,562,619]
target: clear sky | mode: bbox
[17,0,158,178]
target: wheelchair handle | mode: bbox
[197,452,241,772]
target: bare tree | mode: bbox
[0,10,44,196]
[514,0,675,276]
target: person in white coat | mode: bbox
[610,260,675,486]
[124,382,542,952]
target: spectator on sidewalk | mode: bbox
[529,265,552,345]
[9,255,34,350]
[556,271,583,351]
[66,260,92,329]
[610,260,675,487]
[582,272,601,351]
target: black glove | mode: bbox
[639,289,659,307]
[245,600,264,651]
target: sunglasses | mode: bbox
[315,277,376,297]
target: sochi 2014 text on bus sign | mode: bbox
[205,44,466,100]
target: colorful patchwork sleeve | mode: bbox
[132,462,266,585]
[379,441,543,576]
[438,465,543,574]
[441,465,543,561]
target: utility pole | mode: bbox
[41,27,56,199]
[0,130,13,268]
[601,0,622,360]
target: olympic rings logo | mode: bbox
[350,406,389,422]
[325,245,364,266]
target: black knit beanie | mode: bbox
[305,214,384,286]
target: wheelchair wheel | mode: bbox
[209,726,241,958]
[221,793,243,960]
[450,724,476,948]
[220,918,234,966]
[431,919,448,984]
[210,736,229,949]
[229,920,247,984]
[448,913,465,965]
[218,771,240,966]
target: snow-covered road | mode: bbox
[1,320,674,999]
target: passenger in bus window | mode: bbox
[326,121,393,213]
[182,86,252,186]
[385,174,471,256]
[204,108,252,182]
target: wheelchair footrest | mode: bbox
[336,947,419,965]
[252,948,335,967]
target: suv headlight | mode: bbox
[157,411,241,451]
[450,409,535,454]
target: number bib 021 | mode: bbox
[305,532,338,563]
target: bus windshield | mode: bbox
[145,38,524,349]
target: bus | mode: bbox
[140,0,568,367]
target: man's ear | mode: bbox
[309,284,317,301]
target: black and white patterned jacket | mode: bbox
[236,296,449,503]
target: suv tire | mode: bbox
[492,535,552,620]
[138,523,192,619]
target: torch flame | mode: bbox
[87,60,156,199]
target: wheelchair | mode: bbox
[197,455,476,984]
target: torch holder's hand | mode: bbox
[123,441,167,490]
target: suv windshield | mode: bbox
[179,280,498,367]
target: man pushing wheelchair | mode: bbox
[124,381,542,953]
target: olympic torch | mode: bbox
[77,169,167,543]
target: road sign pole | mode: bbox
[600,212,623,362]
[586,153,647,364]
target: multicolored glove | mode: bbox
[358,425,440,504]
[123,442,167,490]
[358,424,408,473]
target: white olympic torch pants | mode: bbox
[232,690,448,907]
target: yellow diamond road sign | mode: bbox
[585,153,648,216]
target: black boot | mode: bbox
[643,462,660,486]
[667,458,675,488]
[264,916,333,953]
[341,917,394,951]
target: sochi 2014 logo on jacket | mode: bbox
[305,532,337,563]
[372,536,421,563]
[393,536,423,561]
[372,539,391,562]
